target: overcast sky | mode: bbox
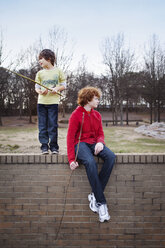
[0,0,165,74]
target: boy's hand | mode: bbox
[70,161,79,170]
[51,87,59,94]
[41,89,48,95]
[36,88,48,95]
[37,89,48,95]
[94,142,104,155]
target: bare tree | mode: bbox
[0,29,11,125]
[0,30,7,66]
[143,34,165,123]
[101,33,135,125]
[45,26,74,73]
[66,55,104,112]
[11,43,40,123]
[119,72,141,125]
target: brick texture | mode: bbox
[0,153,165,248]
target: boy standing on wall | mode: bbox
[67,86,115,222]
[35,49,66,154]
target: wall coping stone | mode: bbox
[0,153,165,164]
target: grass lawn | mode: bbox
[104,126,165,153]
[0,125,165,153]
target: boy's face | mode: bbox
[88,96,100,109]
[39,57,51,68]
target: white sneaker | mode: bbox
[98,204,110,222]
[88,193,99,213]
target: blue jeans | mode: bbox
[75,142,115,204]
[37,104,59,151]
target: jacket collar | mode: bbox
[77,106,94,114]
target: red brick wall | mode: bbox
[0,154,165,248]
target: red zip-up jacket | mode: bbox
[67,106,105,164]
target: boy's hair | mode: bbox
[77,86,101,106]
[39,49,56,66]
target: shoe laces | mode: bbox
[98,204,107,215]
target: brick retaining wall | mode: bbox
[0,153,165,248]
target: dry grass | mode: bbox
[0,120,165,154]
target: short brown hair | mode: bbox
[77,86,101,106]
[39,49,56,66]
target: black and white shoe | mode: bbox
[51,149,59,154]
[42,149,49,155]
[98,204,110,222]
[88,193,99,213]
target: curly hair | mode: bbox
[39,49,56,66]
[77,86,101,106]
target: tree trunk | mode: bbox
[19,101,23,119]
[0,116,2,126]
[114,84,118,125]
[62,101,65,118]
[112,107,115,125]
[115,103,118,125]
[157,100,160,122]
[0,104,3,126]
[28,98,33,124]
[150,102,153,124]
[154,99,157,122]
[110,101,115,125]
[29,109,32,123]
[120,99,123,126]
[126,99,129,125]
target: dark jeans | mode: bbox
[37,104,59,151]
[75,142,115,204]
